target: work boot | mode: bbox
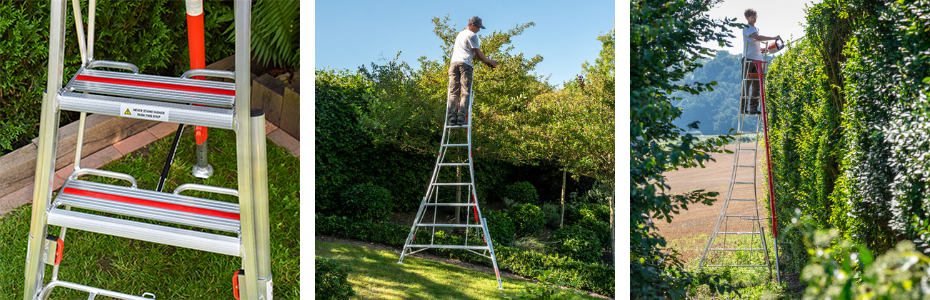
[457,113,467,126]
[448,114,459,126]
[749,107,761,115]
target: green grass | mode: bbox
[315,241,603,300]
[677,234,789,299]
[0,126,300,299]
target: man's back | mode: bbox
[451,29,480,65]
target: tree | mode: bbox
[630,0,739,298]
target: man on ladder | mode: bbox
[742,8,780,114]
[448,16,497,126]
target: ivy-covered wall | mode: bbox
[765,0,930,273]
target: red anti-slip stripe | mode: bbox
[62,187,240,220]
[75,75,235,96]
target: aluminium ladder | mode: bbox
[698,41,780,283]
[22,1,273,299]
[398,84,504,290]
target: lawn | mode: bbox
[0,126,300,299]
[315,240,604,300]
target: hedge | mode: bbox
[315,214,614,296]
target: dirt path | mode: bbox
[653,142,770,262]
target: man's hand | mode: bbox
[488,60,498,69]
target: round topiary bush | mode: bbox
[501,181,539,205]
[339,183,393,221]
[551,225,603,263]
[578,204,612,248]
[315,257,355,299]
[484,210,516,246]
[509,203,545,236]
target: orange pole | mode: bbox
[187,0,207,145]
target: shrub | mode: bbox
[484,210,516,246]
[551,225,602,263]
[569,181,612,205]
[509,203,545,236]
[542,203,561,229]
[315,214,614,295]
[315,257,355,300]
[513,270,585,300]
[512,236,548,254]
[577,204,611,248]
[502,181,539,205]
[339,183,393,221]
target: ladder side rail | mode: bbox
[758,51,781,283]
[87,0,95,61]
[232,0,260,299]
[249,110,273,295]
[699,115,743,268]
[69,0,86,65]
[24,1,68,298]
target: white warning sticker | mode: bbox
[119,103,170,121]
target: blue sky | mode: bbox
[315,0,615,87]
[701,0,817,56]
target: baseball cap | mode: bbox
[469,16,485,29]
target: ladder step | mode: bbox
[733,182,754,185]
[704,264,769,268]
[69,68,236,107]
[432,183,473,186]
[56,179,240,232]
[445,124,470,129]
[47,209,240,256]
[442,143,469,147]
[725,215,762,218]
[709,248,767,251]
[422,203,478,207]
[406,244,489,250]
[717,231,763,235]
[59,92,234,130]
[737,165,755,168]
[728,198,757,202]
[415,223,483,228]
[438,163,470,167]
[738,148,757,151]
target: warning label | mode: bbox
[119,104,170,121]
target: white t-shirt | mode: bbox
[743,25,762,61]
[450,29,481,66]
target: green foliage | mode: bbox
[315,214,614,295]
[485,210,517,246]
[542,203,561,229]
[630,0,740,298]
[577,204,611,249]
[339,183,393,221]
[247,0,300,68]
[551,226,602,263]
[315,257,355,300]
[672,51,752,135]
[510,203,545,236]
[510,270,586,300]
[502,181,540,205]
[512,236,549,255]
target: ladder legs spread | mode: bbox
[399,85,504,290]
[23,0,272,299]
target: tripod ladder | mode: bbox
[698,42,780,284]
[398,84,504,290]
[22,1,273,299]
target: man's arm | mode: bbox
[749,32,781,42]
[473,48,498,68]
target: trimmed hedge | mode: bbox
[502,181,540,205]
[509,203,545,236]
[315,214,614,296]
[339,183,393,221]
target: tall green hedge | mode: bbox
[0,0,235,153]
[765,0,930,273]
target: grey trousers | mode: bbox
[447,62,474,118]
[741,58,762,111]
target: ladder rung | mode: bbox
[432,183,473,186]
[47,209,240,256]
[442,143,469,147]
[737,165,755,168]
[56,179,240,232]
[406,244,489,250]
[709,248,767,251]
[728,198,757,202]
[415,223,483,228]
[733,182,754,185]
[704,264,769,268]
[59,92,234,130]
[445,124,470,128]
[422,203,478,207]
[717,231,763,235]
[438,163,470,167]
[725,215,761,218]
[69,69,236,107]
[738,148,757,151]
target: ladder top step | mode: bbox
[68,68,236,108]
[446,124,470,128]
[54,178,240,233]
[58,92,235,130]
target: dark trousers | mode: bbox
[741,58,763,111]
[447,62,474,118]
